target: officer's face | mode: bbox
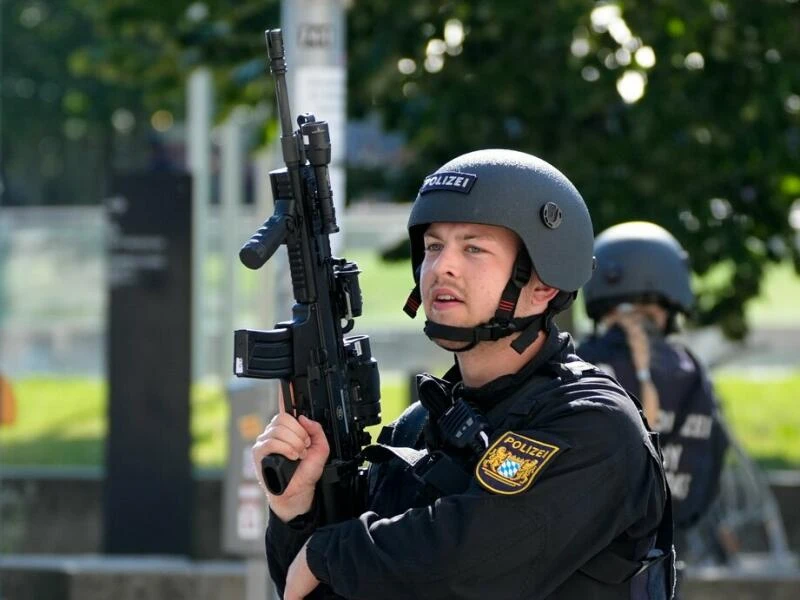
[420,222,520,329]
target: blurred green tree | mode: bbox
[345,0,800,338]
[0,0,280,206]
[49,0,800,337]
[0,0,164,205]
[68,0,279,124]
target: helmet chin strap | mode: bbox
[423,313,546,353]
[403,252,552,354]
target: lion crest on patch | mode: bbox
[475,431,561,495]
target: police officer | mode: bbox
[578,221,729,559]
[254,150,674,599]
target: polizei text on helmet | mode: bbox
[419,171,477,195]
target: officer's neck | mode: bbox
[457,331,548,388]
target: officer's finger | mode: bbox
[618,315,647,339]
[262,422,311,452]
[253,436,308,462]
[299,415,330,454]
[615,310,637,326]
[258,413,311,446]
[276,383,287,414]
[276,382,297,415]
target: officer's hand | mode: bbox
[252,388,330,523]
[616,312,650,372]
[284,541,320,600]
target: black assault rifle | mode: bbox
[234,29,381,524]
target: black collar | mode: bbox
[441,327,575,413]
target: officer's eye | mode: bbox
[465,245,483,254]
[425,242,443,252]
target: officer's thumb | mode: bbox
[298,415,330,458]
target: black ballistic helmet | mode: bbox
[404,149,595,352]
[408,149,595,293]
[583,221,694,321]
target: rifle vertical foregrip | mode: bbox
[239,214,289,270]
[261,454,300,495]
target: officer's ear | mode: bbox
[524,276,560,308]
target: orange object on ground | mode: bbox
[0,374,17,426]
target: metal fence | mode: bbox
[0,203,417,379]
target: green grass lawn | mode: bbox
[715,374,800,469]
[0,373,409,469]
[0,378,107,466]
[1,371,798,470]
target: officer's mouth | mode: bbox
[430,288,464,311]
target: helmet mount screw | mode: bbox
[541,202,563,229]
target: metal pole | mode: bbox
[253,146,279,328]
[187,68,213,381]
[220,106,248,381]
[281,0,347,256]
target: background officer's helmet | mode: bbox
[407,148,595,307]
[583,221,694,322]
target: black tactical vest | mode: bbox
[364,361,675,600]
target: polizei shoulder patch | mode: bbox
[475,431,562,495]
[419,171,477,195]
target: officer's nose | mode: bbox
[430,244,460,279]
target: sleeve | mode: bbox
[305,405,664,600]
[577,337,633,387]
[265,507,319,596]
[665,361,729,526]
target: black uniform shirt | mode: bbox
[267,331,669,599]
